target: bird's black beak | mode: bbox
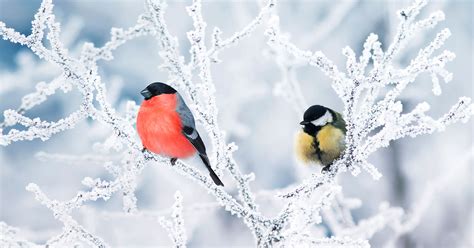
[140,88,152,99]
[300,121,309,125]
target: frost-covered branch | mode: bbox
[266,0,473,198]
[267,2,361,234]
[294,236,370,248]
[261,0,473,245]
[0,222,38,248]
[159,192,187,248]
[1,0,472,247]
[207,0,275,62]
[0,7,152,131]
[300,1,358,47]
[146,0,273,244]
[26,183,109,247]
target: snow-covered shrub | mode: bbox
[1,0,472,247]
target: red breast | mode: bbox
[137,94,196,158]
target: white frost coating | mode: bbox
[267,5,360,238]
[1,0,274,246]
[338,202,404,240]
[159,192,188,248]
[0,0,472,247]
[146,0,272,244]
[25,183,110,247]
[266,0,472,184]
[264,0,472,246]
[0,222,39,248]
[293,236,370,248]
[207,0,275,63]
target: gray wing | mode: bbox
[176,95,201,150]
[176,95,224,186]
[176,95,198,138]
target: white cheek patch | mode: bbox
[311,111,333,126]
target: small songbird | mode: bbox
[137,82,224,186]
[295,105,346,171]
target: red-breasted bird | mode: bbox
[137,82,224,186]
[295,105,346,171]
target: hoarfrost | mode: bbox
[0,0,472,247]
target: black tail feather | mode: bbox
[199,154,224,186]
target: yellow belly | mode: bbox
[316,125,345,165]
[295,125,345,166]
[295,131,318,164]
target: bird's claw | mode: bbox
[170,158,177,165]
[321,165,331,173]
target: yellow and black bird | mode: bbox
[295,105,346,171]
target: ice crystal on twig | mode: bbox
[159,192,187,248]
[26,183,110,247]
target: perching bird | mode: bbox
[295,105,346,171]
[136,82,224,186]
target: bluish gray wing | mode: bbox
[176,94,196,130]
[176,95,204,154]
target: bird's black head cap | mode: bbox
[302,105,327,123]
[141,82,177,100]
[300,105,334,135]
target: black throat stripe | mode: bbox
[313,137,323,162]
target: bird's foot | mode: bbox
[321,165,331,173]
[170,158,177,165]
[142,147,147,153]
